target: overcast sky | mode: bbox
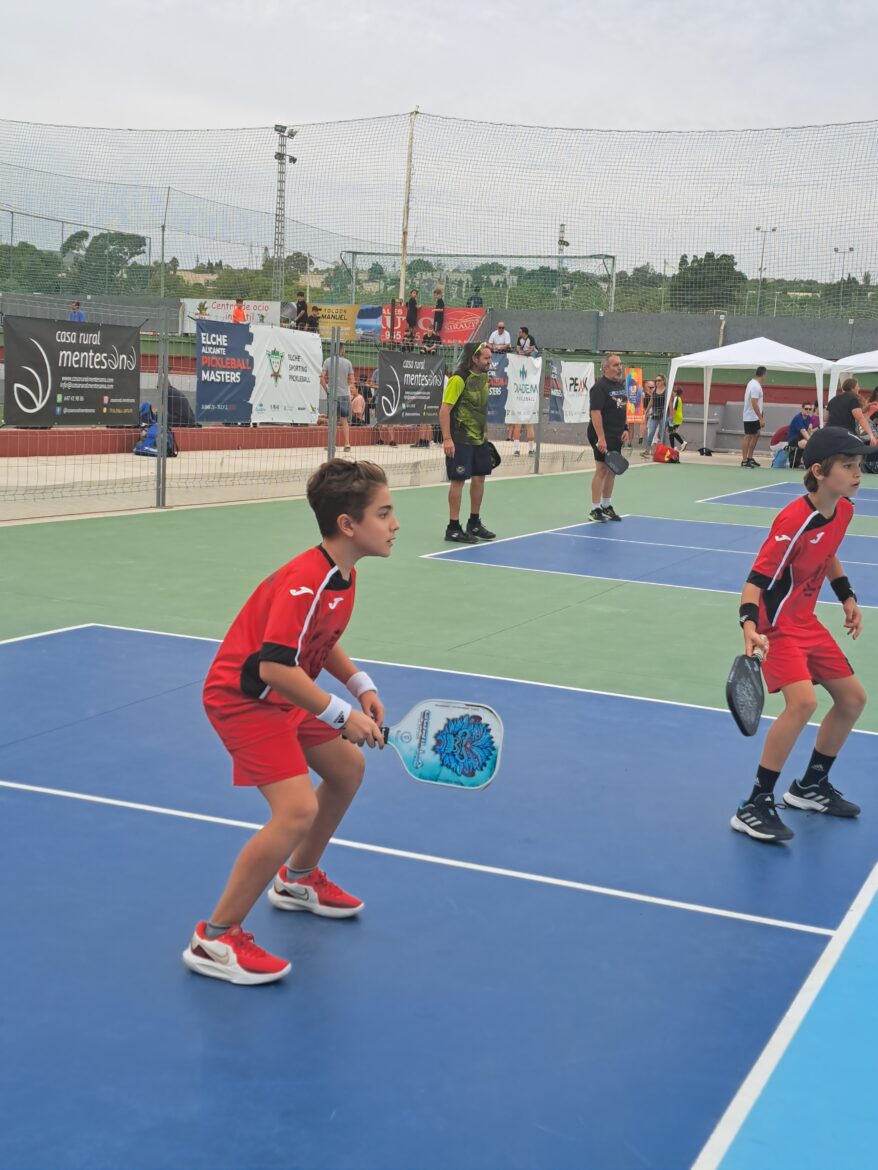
[3,0,877,131]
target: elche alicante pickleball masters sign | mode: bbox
[3,316,140,427]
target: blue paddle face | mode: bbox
[386,700,503,790]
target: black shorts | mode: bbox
[587,425,623,464]
[743,420,761,435]
[446,439,494,481]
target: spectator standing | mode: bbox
[639,380,654,447]
[488,321,512,352]
[68,301,85,322]
[439,341,496,544]
[741,366,767,467]
[827,378,878,446]
[640,373,668,456]
[320,343,356,453]
[405,288,419,338]
[294,291,308,330]
[306,306,321,333]
[351,389,366,427]
[231,297,247,324]
[508,326,538,455]
[667,388,687,451]
[432,288,445,337]
[587,353,629,522]
[466,286,484,308]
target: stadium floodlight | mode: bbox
[274,123,287,135]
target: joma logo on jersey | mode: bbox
[809,532,825,545]
[328,598,343,610]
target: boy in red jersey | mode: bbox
[732,427,868,843]
[183,460,399,984]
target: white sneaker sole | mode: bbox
[730,814,791,842]
[783,791,827,812]
[181,945,291,985]
[267,883,363,918]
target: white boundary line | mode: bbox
[691,860,878,1170]
[697,483,801,505]
[6,622,876,738]
[421,519,599,559]
[0,624,94,646]
[0,777,834,938]
[699,484,878,512]
[555,530,878,569]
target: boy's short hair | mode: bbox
[755,366,767,376]
[307,459,387,537]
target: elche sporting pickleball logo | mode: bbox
[433,714,497,779]
[13,335,52,414]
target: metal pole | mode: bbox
[756,233,766,316]
[326,326,340,459]
[397,107,419,303]
[534,350,548,474]
[608,257,616,312]
[350,252,357,303]
[155,306,170,508]
[159,187,170,299]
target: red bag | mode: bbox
[653,443,680,464]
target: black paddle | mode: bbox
[726,650,765,737]
[605,450,629,476]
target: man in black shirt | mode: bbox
[294,291,308,330]
[826,378,878,447]
[405,288,419,338]
[306,305,321,333]
[588,353,629,522]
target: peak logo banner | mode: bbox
[4,315,140,427]
[377,351,445,423]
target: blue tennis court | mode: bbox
[1,624,877,1170]
[426,515,878,607]
[701,482,878,517]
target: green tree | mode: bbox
[669,252,746,312]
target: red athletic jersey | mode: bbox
[203,546,356,726]
[748,495,853,633]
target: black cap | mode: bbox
[803,426,866,467]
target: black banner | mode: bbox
[376,351,445,423]
[3,316,140,427]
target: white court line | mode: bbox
[0,777,835,938]
[421,519,601,559]
[0,624,94,646]
[692,860,878,1170]
[11,622,877,737]
[553,530,878,568]
[697,484,802,505]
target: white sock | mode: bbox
[601,498,612,508]
[528,442,535,452]
[513,440,521,453]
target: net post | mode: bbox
[534,349,548,474]
[326,326,340,459]
[397,108,418,302]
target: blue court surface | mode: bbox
[1,625,877,1170]
[701,482,878,517]
[426,515,878,607]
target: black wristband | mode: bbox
[739,602,759,627]
[831,576,856,603]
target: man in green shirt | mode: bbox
[438,341,497,543]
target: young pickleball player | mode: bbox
[732,427,868,842]
[183,460,399,984]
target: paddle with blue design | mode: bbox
[380,699,503,790]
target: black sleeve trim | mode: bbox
[747,571,771,589]
[258,642,299,666]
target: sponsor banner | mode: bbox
[181,299,280,334]
[625,366,645,424]
[196,321,255,423]
[486,352,509,425]
[249,326,323,425]
[316,304,359,342]
[355,304,381,340]
[376,351,445,424]
[4,315,140,427]
[556,360,595,423]
[504,355,542,425]
[380,304,484,345]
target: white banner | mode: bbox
[180,298,280,334]
[504,354,542,424]
[559,360,595,423]
[248,325,323,425]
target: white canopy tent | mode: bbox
[828,350,878,399]
[666,336,831,451]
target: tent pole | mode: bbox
[703,368,712,451]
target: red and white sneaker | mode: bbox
[182,922,291,985]
[267,866,364,918]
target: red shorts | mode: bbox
[761,621,853,694]
[205,706,340,787]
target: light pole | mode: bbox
[834,245,853,313]
[273,124,297,303]
[557,223,569,310]
[754,225,776,316]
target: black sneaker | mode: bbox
[731,793,795,842]
[445,525,478,544]
[601,505,622,522]
[589,507,608,523]
[784,778,861,818]
[466,520,496,540]
[747,458,760,467]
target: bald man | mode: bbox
[587,353,629,522]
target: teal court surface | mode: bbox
[1,461,877,1170]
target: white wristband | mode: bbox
[346,671,377,699]
[317,694,353,728]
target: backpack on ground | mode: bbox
[652,443,679,464]
[134,421,178,457]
